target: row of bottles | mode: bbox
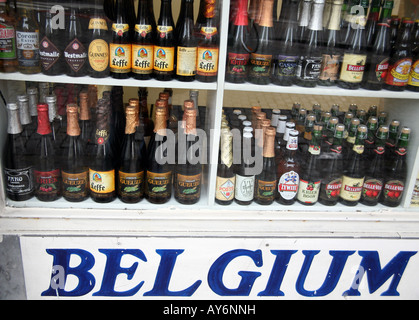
[3,83,205,205]
[215,103,411,208]
[0,0,219,82]
[226,0,419,92]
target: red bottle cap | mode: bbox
[234,0,249,26]
[37,103,52,135]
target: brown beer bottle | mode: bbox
[215,129,235,205]
[138,88,154,148]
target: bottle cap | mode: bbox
[66,104,81,136]
[37,104,52,135]
[243,132,253,139]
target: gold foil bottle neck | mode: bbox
[259,0,274,28]
[66,104,81,137]
[263,127,276,158]
[154,101,168,134]
[184,108,197,135]
[125,106,137,135]
[79,92,90,121]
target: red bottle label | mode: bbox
[227,52,250,75]
[362,178,383,201]
[383,180,404,202]
[34,169,61,196]
[385,58,412,86]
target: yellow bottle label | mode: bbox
[112,23,129,35]
[340,175,364,201]
[88,18,108,30]
[215,176,235,201]
[135,24,152,35]
[197,47,219,76]
[89,169,115,194]
[153,46,175,72]
[88,39,109,72]
[109,43,132,73]
[176,46,197,76]
[408,60,419,87]
[132,44,153,74]
[339,53,367,83]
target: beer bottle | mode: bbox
[407,20,419,91]
[276,129,300,205]
[87,0,111,78]
[226,0,252,84]
[248,0,274,85]
[360,125,388,206]
[385,119,400,160]
[215,129,235,205]
[339,124,367,206]
[176,0,197,81]
[389,16,400,48]
[254,127,277,205]
[196,0,219,82]
[297,124,322,205]
[16,0,40,74]
[61,104,89,202]
[319,123,344,206]
[146,101,172,204]
[33,104,61,202]
[154,0,176,81]
[89,98,116,203]
[383,19,413,91]
[297,0,311,46]
[365,0,381,47]
[234,132,255,205]
[110,0,132,79]
[3,103,34,201]
[0,0,17,72]
[174,105,202,204]
[39,9,63,75]
[295,0,325,87]
[132,0,155,80]
[117,103,146,203]
[272,0,299,86]
[381,127,411,207]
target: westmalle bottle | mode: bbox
[40,10,64,75]
[215,129,235,205]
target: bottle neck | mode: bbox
[379,0,394,23]
[327,1,342,31]
[367,0,381,22]
[233,0,248,26]
[37,109,52,136]
[259,0,274,28]
[136,0,150,24]
[220,132,233,167]
[308,1,324,31]
[159,0,173,24]
[299,0,311,28]
[7,108,22,135]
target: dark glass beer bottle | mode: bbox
[339,125,367,206]
[87,0,111,78]
[61,104,89,202]
[0,0,18,72]
[40,10,64,75]
[381,127,411,207]
[89,98,117,203]
[234,131,255,205]
[154,0,176,80]
[174,105,202,204]
[117,104,146,203]
[110,0,132,79]
[146,101,172,204]
[215,129,235,205]
[360,125,388,206]
[132,0,155,80]
[138,88,154,148]
[3,103,34,201]
[365,0,381,47]
[33,104,61,202]
[407,20,419,91]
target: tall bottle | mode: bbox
[360,125,388,206]
[33,104,61,202]
[138,88,154,147]
[61,104,89,202]
[318,0,343,86]
[146,101,172,204]
[254,127,277,205]
[339,124,367,206]
[89,98,116,203]
[174,105,202,204]
[297,124,322,205]
[407,20,419,91]
[234,132,255,205]
[276,129,300,205]
[176,0,197,81]
[248,0,274,85]
[3,103,34,201]
[295,0,325,87]
[0,0,17,72]
[110,0,132,79]
[225,0,252,83]
[383,19,413,91]
[87,0,110,78]
[16,0,40,74]
[118,104,146,203]
[154,0,176,80]
[381,127,411,207]
[365,0,381,47]
[39,9,63,75]
[215,129,235,205]
[196,0,219,82]
[272,0,299,86]
[132,0,155,80]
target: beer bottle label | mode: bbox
[386,58,412,86]
[157,25,173,37]
[339,53,367,83]
[255,179,276,201]
[153,46,175,72]
[146,171,172,198]
[89,169,115,194]
[197,47,219,76]
[320,178,342,201]
[64,38,87,72]
[340,175,364,202]
[175,173,202,201]
[176,46,197,76]
[383,180,404,203]
[40,36,61,70]
[118,171,145,198]
[215,176,235,201]
[361,178,383,202]
[227,52,250,76]
[132,44,153,74]
[4,167,34,196]
[34,169,61,197]
[296,56,322,81]
[16,31,39,67]
[110,43,132,73]
[112,23,129,35]
[408,59,419,87]
[297,179,321,203]
[88,18,108,30]
[235,174,255,202]
[0,23,16,59]
[62,170,89,200]
[278,171,299,200]
[200,27,217,39]
[88,39,109,72]
[249,53,272,77]
[135,24,152,36]
[319,54,340,81]
[274,55,298,78]
[374,57,389,82]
